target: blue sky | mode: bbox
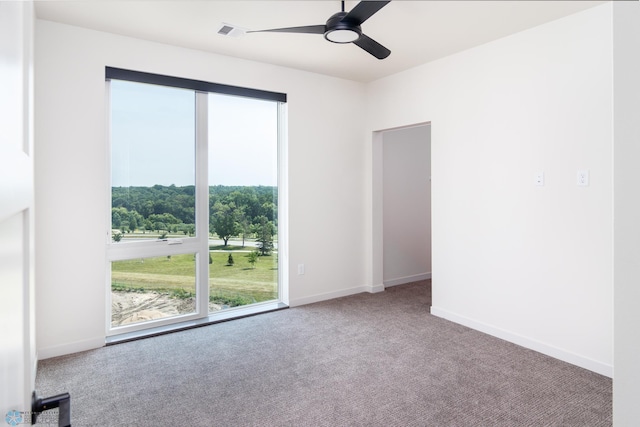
[111,80,278,187]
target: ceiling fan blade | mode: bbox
[343,1,390,25]
[248,25,325,35]
[353,34,391,59]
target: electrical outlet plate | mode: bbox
[577,170,589,186]
[535,171,544,186]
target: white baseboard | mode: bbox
[290,283,383,307]
[32,355,38,389]
[38,336,104,360]
[430,306,613,378]
[384,272,431,288]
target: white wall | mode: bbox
[35,20,368,358]
[366,5,613,376]
[34,4,622,382]
[382,125,431,286]
[612,1,640,424]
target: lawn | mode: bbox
[111,248,278,305]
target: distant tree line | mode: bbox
[112,185,277,252]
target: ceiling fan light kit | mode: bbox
[248,0,391,59]
[325,29,361,44]
[324,11,362,43]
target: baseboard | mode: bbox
[38,336,105,360]
[290,283,383,307]
[32,355,38,389]
[384,272,431,288]
[430,306,613,378]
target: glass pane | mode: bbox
[111,254,197,327]
[110,80,196,242]
[208,94,278,312]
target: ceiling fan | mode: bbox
[248,1,391,60]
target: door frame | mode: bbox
[0,0,36,418]
[372,122,431,289]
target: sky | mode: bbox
[111,80,278,187]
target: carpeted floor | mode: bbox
[36,280,612,426]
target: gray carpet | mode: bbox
[36,281,611,426]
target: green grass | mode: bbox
[111,252,277,305]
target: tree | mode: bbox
[247,251,259,268]
[227,253,234,266]
[211,201,240,246]
[148,213,179,228]
[111,207,132,228]
[235,207,251,247]
[261,201,276,222]
[127,210,143,233]
[177,223,195,236]
[255,215,275,256]
[111,184,278,240]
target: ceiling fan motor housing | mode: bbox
[324,11,362,43]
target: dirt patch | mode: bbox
[111,291,223,326]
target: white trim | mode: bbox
[369,283,385,293]
[38,337,105,360]
[277,102,289,306]
[384,272,431,287]
[289,283,383,307]
[106,301,287,344]
[104,79,113,336]
[371,131,384,289]
[430,305,613,378]
[107,308,206,337]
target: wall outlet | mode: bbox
[535,171,544,186]
[577,170,589,186]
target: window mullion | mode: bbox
[195,91,210,316]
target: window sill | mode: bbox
[106,301,288,345]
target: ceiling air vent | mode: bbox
[216,23,246,38]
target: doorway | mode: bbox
[372,123,431,288]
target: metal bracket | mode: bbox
[32,391,71,426]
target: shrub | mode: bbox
[209,292,255,307]
[171,288,195,299]
[246,251,259,268]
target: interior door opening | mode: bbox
[373,123,431,293]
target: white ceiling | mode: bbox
[35,0,605,82]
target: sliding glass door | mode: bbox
[106,69,285,335]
